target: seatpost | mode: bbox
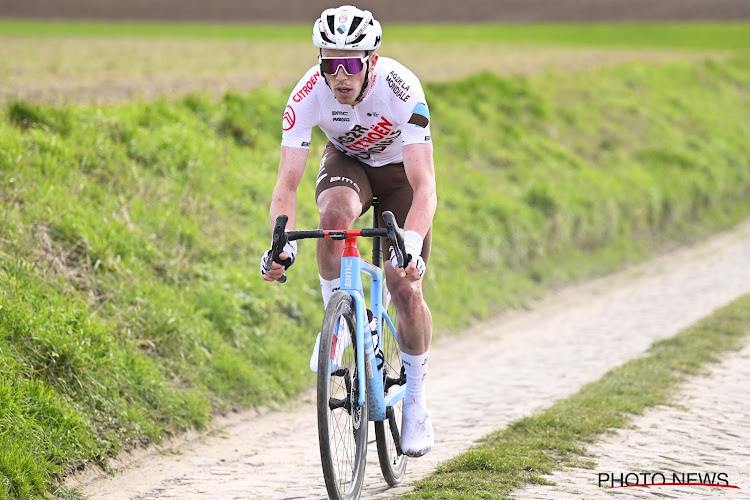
[372,197,381,266]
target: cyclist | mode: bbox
[260,5,436,458]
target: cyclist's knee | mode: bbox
[318,190,360,229]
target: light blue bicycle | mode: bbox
[266,203,409,499]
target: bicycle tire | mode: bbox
[374,290,408,486]
[317,291,368,500]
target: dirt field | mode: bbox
[2,0,750,22]
[2,0,745,105]
[0,37,723,104]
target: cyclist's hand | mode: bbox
[404,257,425,281]
[260,240,297,282]
[389,230,425,281]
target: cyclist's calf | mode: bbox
[385,269,432,354]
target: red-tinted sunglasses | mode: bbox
[318,54,369,75]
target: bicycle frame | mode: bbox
[335,233,405,421]
[266,208,410,422]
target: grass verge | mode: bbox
[404,294,750,499]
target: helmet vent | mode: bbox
[347,16,363,35]
[351,33,367,45]
[326,15,336,35]
[320,31,334,44]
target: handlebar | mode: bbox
[265,211,409,283]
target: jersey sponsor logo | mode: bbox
[336,117,394,149]
[335,116,402,160]
[301,141,310,147]
[386,70,411,102]
[292,71,321,103]
[282,105,296,131]
[336,124,368,145]
[332,110,350,122]
[408,102,430,128]
[351,130,401,160]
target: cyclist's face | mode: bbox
[320,49,377,105]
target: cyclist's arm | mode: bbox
[269,145,309,231]
[402,142,437,239]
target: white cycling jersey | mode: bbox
[281,57,432,167]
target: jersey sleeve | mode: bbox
[390,66,432,147]
[280,66,324,149]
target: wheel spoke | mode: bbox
[375,301,408,486]
[317,292,368,499]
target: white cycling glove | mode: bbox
[389,230,426,277]
[260,240,297,277]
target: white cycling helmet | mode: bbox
[312,5,382,52]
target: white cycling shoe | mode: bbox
[400,401,434,457]
[310,319,351,373]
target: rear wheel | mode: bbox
[317,291,368,500]
[374,289,407,485]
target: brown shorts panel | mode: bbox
[315,142,373,212]
[314,141,432,263]
[367,163,432,264]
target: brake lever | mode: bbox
[382,210,410,268]
[266,214,289,283]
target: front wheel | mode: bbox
[374,290,408,485]
[317,291,368,500]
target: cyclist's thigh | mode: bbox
[367,162,432,264]
[315,142,374,216]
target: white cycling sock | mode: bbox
[401,349,433,457]
[401,350,429,406]
[320,276,341,309]
[313,276,342,374]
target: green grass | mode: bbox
[0,52,749,497]
[391,22,750,49]
[427,57,750,324]
[404,293,750,499]
[1,20,749,50]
